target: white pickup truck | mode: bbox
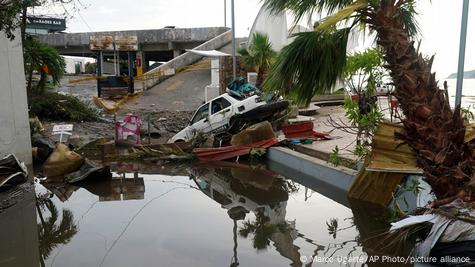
[168,92,288,143]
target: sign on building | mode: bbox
[26,16,66,32]
[89,35,138,51]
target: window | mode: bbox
[190,103,210,125]
[211,97,231,114]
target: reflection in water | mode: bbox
[36,193,78,267]
[190,163,326,267]
[42,172,145,202]
[31,161,393,267]
[349,199,412,266]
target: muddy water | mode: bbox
[6,162,395,267]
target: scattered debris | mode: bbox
[32,135,55,164]
[123,144,194,162]
[281,121,330,140]
[230,121,275,146]
[115,114,142,145]
[193,138,281,162]
[29,92,100,122]
[369,199,475,263]
[0,154,28,189]
[65,158,111,183]
[0,183,35,213]
[43,143,84,178]
[29,116,45,134]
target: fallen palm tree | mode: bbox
[262,0,475,205]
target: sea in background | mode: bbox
[444,78,475,108]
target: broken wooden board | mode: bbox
[348,161,404,206]
[366,122,422,174]
[349,122,416,206]
[350,121,475,206]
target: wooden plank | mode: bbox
[348,161,404,206]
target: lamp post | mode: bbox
[231,0,237,80]
[224,0,227,27]
[455,0,470,107]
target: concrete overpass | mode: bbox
[38,27,229,71]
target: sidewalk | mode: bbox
[288,96,398,168]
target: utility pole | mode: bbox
[455,0,470,107]
[224,0,227,28]
[231,0,236,80]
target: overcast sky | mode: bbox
[35,0,474,79]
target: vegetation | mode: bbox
[264,27,350,105]
[238,32,276,88]
[328,146,341,167]
[23,38,66,96]
[343,48,386,158]
[344,48,386,96]
[343,97,384,155]
[461,105,474,123]
[23,39,99,121]
[263,0,472,203]
[30,92,100,121]
[36,193,78,267]
[0,0,22,40]
[0,1,99,122]
[239,211,289,250]
[85,62,97,74]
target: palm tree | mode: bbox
[263,0,473,202]
[23,37,66,97]
[238,32,277,88]
[36,196,78,267]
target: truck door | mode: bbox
[189,103,212,135]
[208,97,233,133]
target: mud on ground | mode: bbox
[40,110,193,146]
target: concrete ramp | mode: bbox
[123,59,211,112]
[141,30,232,90]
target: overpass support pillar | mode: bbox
[136,51,144,76]
[173,49,182,58]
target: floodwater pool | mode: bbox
[1,161,401,267]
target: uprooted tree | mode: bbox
[263,0,474,203]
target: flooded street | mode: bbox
[18,161,391,267]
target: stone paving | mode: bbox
[302,96,400,162]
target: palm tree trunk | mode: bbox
[372,2,474,201]
[256,68,265,89]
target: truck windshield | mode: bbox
[190,103,210,125]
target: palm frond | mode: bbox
[264,28,350,105]
[262,0,354,25]
[316,0,368,31]
[396,1,419,38]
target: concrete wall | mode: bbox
[0,30,32,165]
[142,30,232,90]
[38,27,229,56]
[267,147,357,192]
